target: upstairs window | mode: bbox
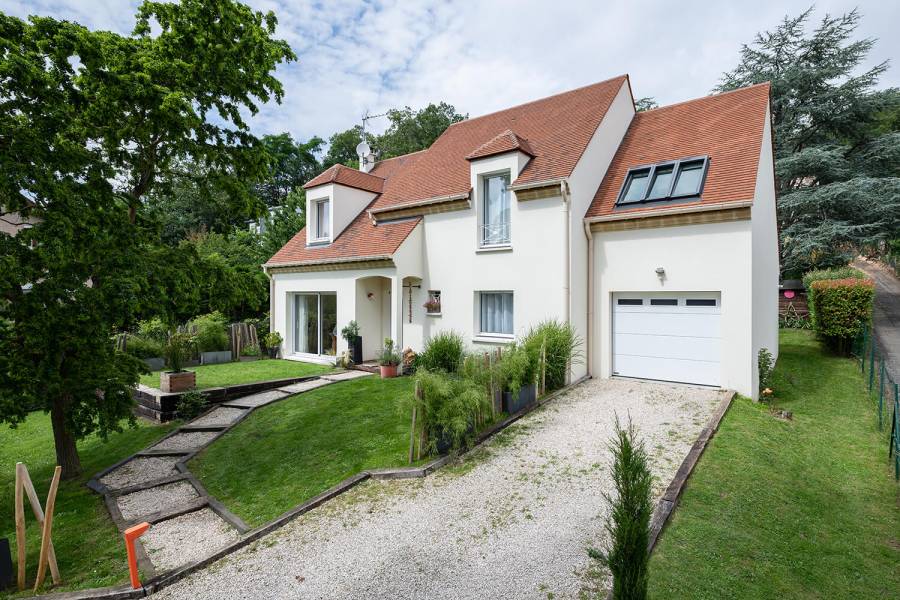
[481,173,511,246]
[617,156,709,206]
[314,199,330,240]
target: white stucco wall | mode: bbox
[566,80,635,380]
[592,219,755,398]
[305,183,377,245]
[751,107,780,388]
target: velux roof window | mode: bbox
[616,156,709,206]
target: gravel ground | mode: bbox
[151,432,220,451]
[117,481,200,521]
[99,456,182,490]
[277,379,332,394]
[190,407,248,427]
[141,508,240,571]
[155,378,724,600]
[226,389,290,408]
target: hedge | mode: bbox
[808,277,874,352]
[802,266,868,330]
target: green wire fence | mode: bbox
[853,324,900,481]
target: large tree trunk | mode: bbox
[51,394,82,479]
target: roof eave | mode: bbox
[585,199,754,223]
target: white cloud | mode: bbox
[4,0,898,144]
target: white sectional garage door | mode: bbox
[612,292,721,386]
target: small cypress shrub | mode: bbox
[589,418,652,600]
[418,330,466,373]
[177,390,208,420]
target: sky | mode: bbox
[3,0,899,146]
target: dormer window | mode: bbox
[481,173,511,246]
[617,156,709,206]
[314,199,330,241]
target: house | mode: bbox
[263,75,778,399]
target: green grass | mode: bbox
[648,329,900,599]
[1,414,176,597]
[190,375,415,526]
[138,358,332,389]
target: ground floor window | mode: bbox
[294,292,337,356]
[479,291,513,336]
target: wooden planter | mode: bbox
[160,370,196,393]
[380,364,398,379]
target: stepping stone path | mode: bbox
[88,370,373,578]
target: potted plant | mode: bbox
[423,297,441,314]
[379,338,401,378]
[160,332,196,393]
[497,343,538,414]
[341,320,362,364]
[264,331,283,359]
[194,312,232,365]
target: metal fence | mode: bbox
[853,324,900,481]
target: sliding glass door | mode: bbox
[293,293,336,356]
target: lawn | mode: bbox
[1,414,176,598]
[138,358,332,390]
[648,329,900,599]
[190,375,415,526]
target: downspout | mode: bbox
[582,220,594,378]
[561,180,572,383]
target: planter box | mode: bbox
[268,346,280,359]
[201,350,233,365]
[160,370,196,393]
[143,357,165,371]
[350,336,363,364]
[0,537,11,591]
[502,383,537,414]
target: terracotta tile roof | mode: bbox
[303,164,385,194]
[466,129,535,161]
[370,75,628,210]
[586,83,770,219]
[265,210,421,266]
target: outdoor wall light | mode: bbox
[655,267,666,282]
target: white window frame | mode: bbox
[313,199,330,241]
[477,291,514,338]
[480,172,511,247]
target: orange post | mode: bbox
[124,523,150,589]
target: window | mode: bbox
[294,293,337,356]
[686,298,717,307]
[616,298,643,306]
[650,298,678,306]
[479,292,513,336]
[314,199,329,240]
[481,173,511,246]
[617,156,709,206]
[425,290,441,315]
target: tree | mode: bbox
[717,8,900,274]
[633,97,658,112]
[0,0,295,477]
[256,133,324,207]
[259,189,307,261]
[322,126,366,170]
[375,102,466,158]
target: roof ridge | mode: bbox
[447,74,628,128]
[641,82,770,115]
[373,148,429,165]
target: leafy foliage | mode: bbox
[176,390,209,420]
[521,319,582,391]
[495,343,539,395]
[808,278,874,352]
[376,102,466,159]
[256,133,324,207]
[379,338,401,367]
[125,335,165,360]
[802,266,867,327]
[758,348,775,396]
[588,418,652,600]
[164,332,195,373]
[717,8,900,274]
[192,311,230,353]
[418,330,466,373]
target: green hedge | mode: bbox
[803,266,868,330]
[808,278,874,352]
[192,311,230,353]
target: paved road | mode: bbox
[855,259,900,377]
[154,378,725,600]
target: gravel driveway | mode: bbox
[155,378,725,600]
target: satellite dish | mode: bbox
[355,141,371,158]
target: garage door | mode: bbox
[612,292,721,386]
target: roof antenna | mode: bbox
[357,109,386,173]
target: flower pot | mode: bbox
[380,364,398,378]
[267,346,279,359]
[160,370,196,393]
[351,336,363,364]
[200,350,233,365]
[502,383,537,414]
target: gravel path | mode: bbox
[117,481,199,521]
[190,407,248,427]
[155,378,725,600]
[151,432,220,451]
[99,456,181,490]
[141,508,241,571]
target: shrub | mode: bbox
[521,319,583,392]
[758,348,775,397]
[809,278,874,353]
[177,390,208,420]
[165,332,195,372]
[803,266,867,328]
[241,343,261,357]
[379,338,401,367]
[264,331,282,348]
[137,317,169,344]
[192,311,230,353]
[125,335,164,359]
[496,342,539,395]
[588,418,652,600]
[340,320,360,342]
[418,330,465,373]
[404,368,493,456]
